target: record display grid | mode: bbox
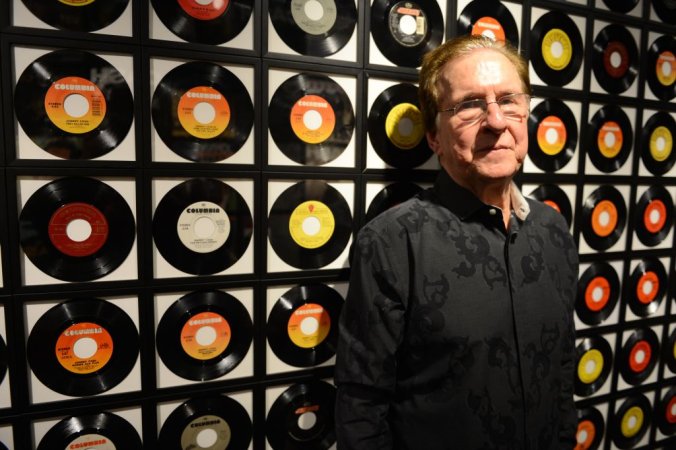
[0,0,675,449]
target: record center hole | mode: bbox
[195,0,216,5]
[592,286,604,303]
[194,216,216,238]
[661,61,673,78]
[297,411,317,431]
[398,117,414,137]
[66,219,92,242]
[671,403,676,416]
[655,136,666,152]
[550,41,564,59]
[585,359,597,375]
[302,216,321,236]
[545,128,559,145]
[649,209,662,224]
[303,110,323,131]
[193,102,217,125]
[195,326,217,346]
[633,349,646,364]
[73,337,98,359]
[63,93,90,118]
[626,415,637,429]
[398,14,417,36]
[610,51,622,69]
[598,211,610,228]
[196,428,218,448]
[642,281,654,296]
[304,0,324,21]
[300,316,320,335]
[604,132,617,148]
[577,430,588,444]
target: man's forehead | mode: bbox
[439,50,521,94]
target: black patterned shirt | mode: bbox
[335,170,578,450]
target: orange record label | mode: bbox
[177,0,229,20]
[287,303,331,349]
[48,202,109,258]
[543,199,561,213]
[575,419,596,450]
[667,397,676,423]
[620,406,644,438]
[44,76,106,134]
[636,271,659,304]
[656,51,675,87]
[289,95,335,144]
[541,28,573,71]
[180,311,231,361]
[385,102,424,150]
[177,86,230,139]
[59,0,96,5]
[288,200,335,249]
[585,276,610,312]
[55,322,113,375]
[597,121,623,158]
[644,199,666,234]
[591,199,618,238]
[578,349,603,384]
[471,17,506,42]
[537,115,567,155]
[650,126,673,162]
[628,340,651,373]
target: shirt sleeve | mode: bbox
[334,223,408,450]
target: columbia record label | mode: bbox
[151,0,253,44]
[37,412,142,450]
[21,0,129,31]
[652,0,676,24]
[635,185,673,247]
[19,177,136,282]
[576,261,620,326]
[269,0,357,56]
[269,73,355,165]
[610,394,652,448]
[618,328,659,385]
[266,380,336,449]
[647,35,675,101]
[26,298,139,396]
[152,178,253,275]
[530,11,583,86]
[158,396,253,450]
[641,111,676,175]
[627,258,667,317]
[656,386,676,435]
[14,49,133,159]
[267,284,343,367]
[581,186,626,251]
[592,24,639,94]
[457,0,519,48]
[575,407,605,450]
[575,335,613,397]
[370,0,444,67]
[156,290,252,381]
[586,105,633,173]
[365,181,423,224]
[268,180,352,269]
[527,99,577,172]
[152,61,254,162]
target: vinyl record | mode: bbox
[365,181,423,224]
[370,0,444,67]
[619,328,660,386]
[266,380,336,450]
[640,111,676,176]
[575,261,620,326]
[575,407,605,450]
[14,49,133,159]
[156,290,253,381]
[0,334,7,385]
[530,11,583,87]
[267,284,343,367]
[158,395,253,450]
[652,0,676,25]
[610,394,652,448]
[367,83,433,169]
[586,105,633,173]
[581,186,626,251]
[269,0,357,57]
[528,184,573,227]
[527,99,577,172]
[591,24,639,94]
[268,180,352,269]
[37,412,142,450]
[26,298,139,397]
[19,177,136,282]
[655,386,676,435]
[21,0,129,32]
[151,61,254,162]
[457,0,519,48]
[646,35,675,101]
[152,178,253,275]
[635,185,674,247]
[602,0,640,13]
[151,0,253,44]
[627,258,667,317]
[269,73,355,166]
[575,335,613,397]
[666,327,676,374]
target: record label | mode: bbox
[621,406,644,438]
[576,420,596,449]
[181,312,231,360]
[178,0,228,20]
[55,322,113,375]
[177,201,230,254]
[542,29,572,71]
[636,272,659,304]
[628,340,651,373]
[68,435,114,450]
[575,336,613,396]
[290,95,336,144]
[471,17,506,42]
[656,51,675,86]
[537,116,566,155]
[591,200,618,237]
[643,199,666,233]
[578,349,604,384]
[48,202,108,258]
[385,103,424,149]
[288,303,331,348]
[291,0,337,35]
[528,99,577,171]
[45,77,106,134]
[289,200,335,249]
[598,122,623,158]
[458,0,519,47]
[181,415,231,449]
[650,126,673,162]
[177,86,230,139]
[604,41,630,78]
[388,2,427,47]
[585,277,610,311]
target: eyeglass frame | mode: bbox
[438,93,533,122]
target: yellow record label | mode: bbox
[542,28,573,71]
[650,126,673,162]
[536,115,567,155]
[597,121,623,158]
[290,95,335,144]
[180,312,231,361]
[44,76,106,134]
[287,303,331,349]
[656,51,675,87]
[620,406,644,438]
[289,200,335,249]
[177,86,230,140]
[385,102,424,150]
[578,349,603,384]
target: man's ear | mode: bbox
[426,131,442,156]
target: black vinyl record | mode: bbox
[655,386,676,435]
[37,412,142,450]
[652,0,676,25]
[269,73,355,166]
[267,284,343,367]
[575,261,620,326]
[21,0,129,32]
[528,184,573,227]
[627,258,667,317]
[151,0,253,44]
[151,61,254,162]
[457,0,519,48]
[26,298,139,397]
[586,105,633,173]
[152,178,253,275]
[370,0,444,67]
[576,407,605,450]
[646,35,675,101]
[19,177,136,282]
[14,49,133,159]
[269,0,357,57]
[591,24,639,94]
[575,335,613,397]
[0,335,7,385]
[635,185,674,247]
[610,394,652,449]
[602,0,640,13]
[365,181,423,224]
[156,290,253,381]
[640,111,676,176]
[268,180,352,269]
[158,395,253,450]
[266,380,336,450]
[581,185,627,251]
[666,327,676,374]
[618,327,659,386]
[527,99,577,172]
[367,83,433,169]
[530,11,583,87]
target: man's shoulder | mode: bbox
[362,190,436,233]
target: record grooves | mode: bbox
[21,0,129,32]
[37,412,142,450]
[610,394,651,448]
[627,258,666,317]
[575,335,612,397]
[646,35,675,101]
[576,261,619,326]
[618,328,659,385]
[592,24,639,94]
[527,99,577,172]
[586,105,633,173]
[458,0,519,48]
[641,111,675,176]
[635,185,673,247]
[530,11,583,87]
[581,186,626,251]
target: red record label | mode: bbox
[543,199,561,213]
[177,0,229,20]
[471,16,506,42]
[603,41,630,78]
[628,340,651,373]
[667,396,676,424]
[636,271,659,304]
[47,202,109,257]
[575,419,596,450]
[643,199,667,234]
[585,276,611,311]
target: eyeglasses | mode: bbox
[440,93,532,123]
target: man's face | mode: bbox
[426,49,529,190]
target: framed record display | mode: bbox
[574,334,615,399]
[578,184,630,255]
[632,185,675,251]
[584,103,635,176]
[617,326,662,389]
[638,110,676,177]
[645,33,676,102]
[574,261,622,329]
[625,257,669,321]
[456,0,521,49]
[590,22,640,97]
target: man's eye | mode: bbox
[458,100,484,110]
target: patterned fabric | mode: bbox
[335,171,578,450]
